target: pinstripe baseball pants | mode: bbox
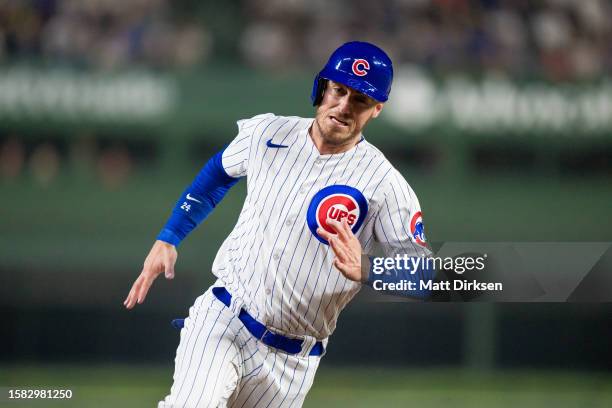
[158,285,322,408]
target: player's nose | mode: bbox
[336,94,352,116]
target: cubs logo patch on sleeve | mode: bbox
[410,211,427,246]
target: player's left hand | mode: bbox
[317,218,367,283]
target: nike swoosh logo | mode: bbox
[266,139,289,148]
[186,193,202,203]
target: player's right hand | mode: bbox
[124,240,178,309]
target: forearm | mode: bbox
[157,149,240,246]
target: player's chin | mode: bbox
[325,131,353,145]
[324,125,354,143]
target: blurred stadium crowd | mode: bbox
[0,0,210,69]
[1,0,610,81]
[242,0,611,80]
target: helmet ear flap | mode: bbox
[312,78,327,106]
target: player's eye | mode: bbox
[354,96,369,105]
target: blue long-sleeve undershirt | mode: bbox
[157,149,240,246]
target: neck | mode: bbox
[309,121,361,155]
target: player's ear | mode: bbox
[314,79,329,106]
[371,103,384,119]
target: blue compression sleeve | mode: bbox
[365,256,435,299]
[157,150,240,246]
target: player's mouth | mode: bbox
[329,116,350,127]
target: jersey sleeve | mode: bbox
[374,169,432,258]
[221,113,275,178]
[368,169,435,298]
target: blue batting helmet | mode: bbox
[311,41,393,106]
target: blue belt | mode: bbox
[172,287,324,357]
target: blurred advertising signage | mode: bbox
[0,67,175,123]
[384,66,612,134]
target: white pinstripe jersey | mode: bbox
[215,113,431,340]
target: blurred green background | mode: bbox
[1,0,611,406]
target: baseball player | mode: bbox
[124,41,433,407]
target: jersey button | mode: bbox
[315,159,322,165]
[285,217,293,226]
[266,288,272,295]
[273,253,280,260]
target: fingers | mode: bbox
[317,227,343,255]
[317,224,362,282]
[317,227,352,270]
[325,219,342,236]
[317,226,335,242]
[124,276,144,309]
[136,275,154,304]
[165,259,175,279]
[326,218,353,242]
[339,217,353,236]
[123,288,134,309]
[123,278,140,309]
[318,218,352,239]
[123,271,154,309]
[328,233,350,262]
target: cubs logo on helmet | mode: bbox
[307,185,368,245]
[410,211,427,246]
[351,59,370,76]
[311,41,394,105]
